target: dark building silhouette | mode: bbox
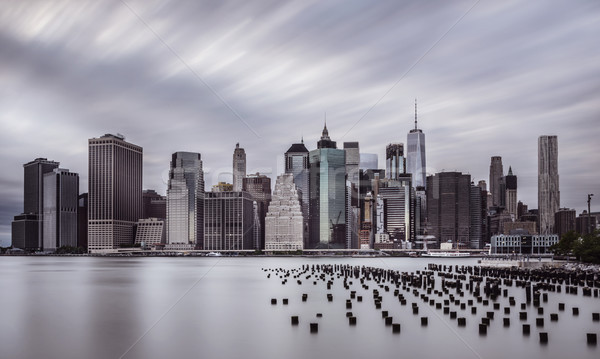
[143,189,166,219]
[489,156,503,208]
[285,140,310,246]
[43,168,79,251]
[554,208,575,238]
[78,193,88,249]
[576,211,596,235]
[11,214,39,250]
[243,173,272,249]
[470,183,488,249]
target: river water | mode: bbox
[0,256,597,359]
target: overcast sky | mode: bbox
[1,0,599,246]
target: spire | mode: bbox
[321,112,330,140]
[301,135,304,144]
[508,166,513,176]
[414,98,418,130]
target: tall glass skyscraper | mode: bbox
[538,135,559,234]
[167,152,204,247]
[309,123,346,249]
[406,100,426,189]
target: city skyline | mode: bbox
[1,1,599,246]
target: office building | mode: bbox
[554,208,575,237]
[166,152,204,248]
[576,211,596,236]
[233,143,246,192]
[376,178,412,242]
[77,193,88,249]
[469,183,487,249]
[504,167,518,218]
[243,173,272,249]
[538,135,559,234]
[309,123,346,248]
[204,191,254,250]
[489,156,503,208]
[385,143,404,180]
[135,218,165,247]
[143,189,166,219]
[344,142,360,249]
[88,134,143,252]
[406,100,426,188]
[427,172,471,248]
[490,234,559,254]
[265,173,304,250]
[285,140,310,246]
[42,168,79,252]
[11,214,39,251]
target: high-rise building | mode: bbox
[233,143,246,192]
[143,189,166,219]
[427,172,471,248]
[285,140,310,246]
[504,167,518,218]
[576,211,596,236]
[406,100,426,189]
[538,135,559,234]
[42,168,79,252]
[554,208,575,238]
[265,173,304,250]
[309,123,346,248]
[77,193,88,249]
[376,177,412,242]
[204,191,254,250]
[469,183,487,249]
[88,134,143,252]
[385,143,404,181]
[359,153,378,171]
[11,158,60,250]
[344,142,360,249]
[166,152,204,248]
[243,173,272,249]
[489,156,504,208]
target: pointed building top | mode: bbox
[321,115,330,141]
[508,166,513,176]
[414,98,418,130]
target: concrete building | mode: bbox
[538,135,559,234]
[469,183,487,249]
[385,143,404,181]
[309,123,346,249]
[427,172,471,248]
[406,100,426,189]
[489,156,504,208]
[204,191,254,250]
[42,168,79,252]
[503,221,537,235]
[232,143,246,192]
[504,167,518,219]
[11,158,60,250]
[88,134,143,252]
[554,208,575,237]
[243,173,272,249]
[376,177,412,242]
[285,140,310,246]
[490,234,559,254]
[143,189,166,219]
[265,173,304,250]
[166,152,204,248]
[134,218,165,247]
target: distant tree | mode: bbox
[550,230,579,256]
[572,230,600,264]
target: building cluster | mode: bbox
[9,110,598,254]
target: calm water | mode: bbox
[0,257,598,359]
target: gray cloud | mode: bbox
[1,0,599,246]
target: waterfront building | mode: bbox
[143,189,166,219]
[285,140,310,246]
[309,123,346,248]
[166,152,204,248]
[204,191,254,250]
[265,173,304,250]
[344,142,360,249]
[490,234,559,254]
[489,156,504,208]
[554,208,575,237]
[426,172,471,248]
[243,173,272,249]
[42,168,79,251]
[11,158,60,250]
[406,100,426,188]
[77,193,88,249]
[359,153,378,171]
[538,135,559,234]
[504,167,518,219]
[134,218,165,247]
[88,134,142,252]
[232,143,246,192]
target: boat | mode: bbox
[421,251,470,258]
[206,252,222,257]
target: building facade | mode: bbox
[135,218,165,247]
[204,191,254,250]
[309,124,346,249]
[232,143,246,192]
[385,143,404,181]
[554,208,575,237]
[42,168,79,251]
[88,134,143,252]
[143,189,166,219]
[285,140,310,246]
[504,166,518,218]
[265,173,304,250]
[406,100,426,189]
[166,152,204,248]
[489,156,504,208]
[491,234,559,254]
[538,135,559,234]
[243,173,272,249]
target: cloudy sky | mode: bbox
[1,0,599,246]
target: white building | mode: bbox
[491,234,559,255]
[265,173,304,251]
[135,218,165,247]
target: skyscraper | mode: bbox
[285,140,310,245]
[166,152,204,248]
[88,134,143,252]
[406,100,426,189]
[538,135,559,234]
[43,168,79,251]
[489,156,504,208]
[376,178,412,242]
[427,172,471,248]
[504,166,518,218]
[309,123,346,248]
[385,143,404,180]
[243,173,272,249]
[233,143,246,192]
[204,191,254,250]
[11,158,60,250]
[265,173,304,250]
[344,142,360,249]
